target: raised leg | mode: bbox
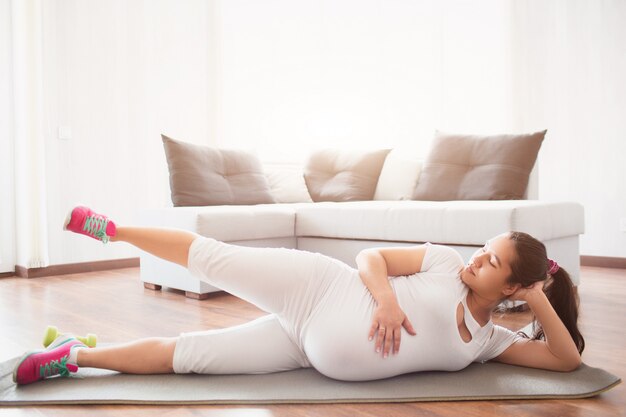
[97,222,353,319]
[183,236,358,350]
[107,226,336,317]
[64,207,198,267]
[185,237,344,317]
[110,226,200,268]
[109,224,356,349]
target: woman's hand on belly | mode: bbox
[368,300,417,358]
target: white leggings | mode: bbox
[172,236,359,376]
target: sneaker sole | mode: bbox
[63,203,88,231]
[12,338,78,384]
[62,206,76,231]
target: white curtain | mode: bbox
[0,0,50,271]
[0,0,12,272]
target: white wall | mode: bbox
[215,0,626,257]
[510,0,626,257]
[1,0,624,271]
[38,0,218,265]
[216,0,515,163]
[0,0,16,272]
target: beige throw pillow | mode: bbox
[304,148,391,202]
[412,130,546,201]
[373,148,423,201]
[162,134,276,206]
[263,163,314,203]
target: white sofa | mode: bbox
[135,154,585,300]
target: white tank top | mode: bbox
[302,242,524,381]
[392,242,523,367]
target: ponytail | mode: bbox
[506,231,585,355]
[519,267,585,354]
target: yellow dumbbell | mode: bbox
[42,325,97,348]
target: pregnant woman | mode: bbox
[13,206,584,385]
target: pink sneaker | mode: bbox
[63,205,117,244]
[12,338,86,385]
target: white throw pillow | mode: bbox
[373,149,423,201]
[263,163,314,203]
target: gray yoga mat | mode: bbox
[0,355,620,405]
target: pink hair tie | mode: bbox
[547,258,560,275]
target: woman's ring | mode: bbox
[379,327,386,332]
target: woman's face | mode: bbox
[459,233,518,301]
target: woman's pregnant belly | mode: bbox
[301,271,472,381]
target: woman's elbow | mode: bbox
[569,356,583,371]
[560,356,582,372]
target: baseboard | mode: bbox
[11,257,140,279]
[580,255,626,269]
[1,254,623,280]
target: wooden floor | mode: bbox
[0,265,624,416]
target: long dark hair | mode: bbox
[506,231,585,354]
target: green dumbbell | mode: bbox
[42,325,97,348]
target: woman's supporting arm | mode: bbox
[355,251,397,306]
[355,251,417,357]
[494,282,582,371]
[354,244,428,305]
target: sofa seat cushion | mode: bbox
[294,200,584,245]
[193,205,299,241]
[138,205,297,242]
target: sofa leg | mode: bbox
[144,282,162,291]
[185,291,211,300]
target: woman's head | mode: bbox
[460,231,585,354]
[459,232,516,300]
